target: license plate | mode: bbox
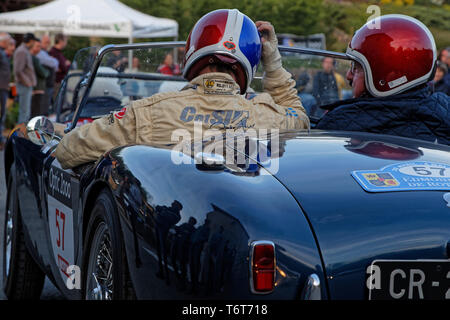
[367,260,450,300]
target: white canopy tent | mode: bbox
[0,0,179,41]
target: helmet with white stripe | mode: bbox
[183,9,262,94]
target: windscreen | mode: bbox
[56,46,98,121]
[63,44,352,126]
[251,48,352,121]
[60,45,188,124]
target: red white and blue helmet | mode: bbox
[183,9,262,94]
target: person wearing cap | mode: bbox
[316,15,450,145]
[13,33,38,124]
[54,9,309,169]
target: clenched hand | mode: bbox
[255,21,282,72]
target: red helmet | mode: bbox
[183,9,262,94]
[346,14,437,97]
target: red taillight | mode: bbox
[250,241,275,293]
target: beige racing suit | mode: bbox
[55,67,309,169]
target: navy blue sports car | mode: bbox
[2,42,450,300]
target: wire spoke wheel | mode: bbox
[83,190,136,300]
[85,222,114,300]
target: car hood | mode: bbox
[239,130,450,298]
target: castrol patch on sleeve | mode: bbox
[114,107,127,120]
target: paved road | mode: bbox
[0,149,64,300]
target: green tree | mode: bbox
[121,0,326,39]
[85,0,450,54]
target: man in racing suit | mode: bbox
[55,10,308,169]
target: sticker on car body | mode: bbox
[352,161,450,192]
[47,163,76,283]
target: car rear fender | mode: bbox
[103,145,328,299]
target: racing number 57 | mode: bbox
[413,166,446,176]
[56,209,66,251]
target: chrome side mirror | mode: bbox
[26,116,56,146]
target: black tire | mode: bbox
[2,163,45,299]
[83,190,135,300]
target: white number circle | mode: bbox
[399,164,450,178]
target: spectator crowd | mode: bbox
[0,32,70,148]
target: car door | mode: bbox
[41,153,83,298]
[14,136,52,271]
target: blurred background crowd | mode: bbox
[0,0,449,148]
[0,31,71,148]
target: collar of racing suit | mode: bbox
[183,72,241,95]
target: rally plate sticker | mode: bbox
[47,164,75,283]
[352,161,450,192]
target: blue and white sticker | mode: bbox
[352,161,450,192]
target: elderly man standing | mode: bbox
[0,32,12,147]
[36,35,58,115]
[14,33,38,124]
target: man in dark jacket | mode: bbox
[49,33,70,101]
[316,15,450,146]
[312,57,339,117]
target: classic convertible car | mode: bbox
[2,42,450,300]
